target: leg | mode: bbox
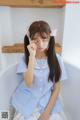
[10,107,41,120]
[12,107,40,120]
[13,112,39,120]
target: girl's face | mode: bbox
[31,32,50,52]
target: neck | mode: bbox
[35,50,47,59]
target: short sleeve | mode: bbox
[56,54,68,81]
[16,56,28,74]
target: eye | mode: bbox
[32,38,37,41]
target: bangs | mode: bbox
[31,32,49,40]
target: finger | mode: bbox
[30,42,37,48]
[31,44,37,50]
[28,41,37,49]
[28,44,35,50]
[27,41,37,51]
[30,40,36,44]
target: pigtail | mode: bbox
[24,35,30,66]
[47,36,62,83]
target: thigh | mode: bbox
[13,112,39,120]
[12,107,41,120]
[49,112,63,120]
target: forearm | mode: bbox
[44,81,61,115]
[23,55,35,87]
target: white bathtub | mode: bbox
[0,61,79,120]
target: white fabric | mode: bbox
[12,107,63,120]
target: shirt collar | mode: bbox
[34,59,48,69]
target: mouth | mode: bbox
[37,47,43,50]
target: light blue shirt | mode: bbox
[10,53,68,118]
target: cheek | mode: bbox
[43,43,48,49]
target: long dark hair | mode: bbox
[24,21,61,83]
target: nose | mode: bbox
[37,39,43,47]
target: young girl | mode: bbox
[9,20,67,120]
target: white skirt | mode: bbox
[9,106,65,120]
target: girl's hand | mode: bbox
[27,40,37,57]
[38,111,50,120]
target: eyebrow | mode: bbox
[33,36,49,39]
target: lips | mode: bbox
[38,48,43,50]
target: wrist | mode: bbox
[29,55,36,64]
[29,55,35,60]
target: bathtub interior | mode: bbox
[0,63,68,120]
[61,62,80,120]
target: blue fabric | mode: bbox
[10,53,68,118]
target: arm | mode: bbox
[23,39,37,88]
[23,55,35,88]
[44,81,61,115]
